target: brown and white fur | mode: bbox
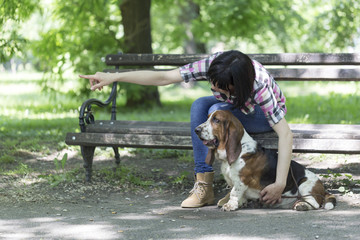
[195,110,336,211]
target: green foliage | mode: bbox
[321,169,360,193]
[100,166,154,187]
[152,0,360,53]
[0,154,15,164]
[131,148,192,159]
[0,0,39,62]
[286,92,360,124]
[30,0,122,95]
[131,148,194,164]
[170,171,191,185]
[54,153,68,172]
[192,0,304,51]
[152,1,197,53]
[2,163,32,175]
[304,0,360,52]
[38,153,73,186]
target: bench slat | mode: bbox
[66,132,193,150]
[65,132,360,154]
[85,120,191,136]
[83,121,360,139]
[103,68,360,81]
[257,138,360,154]
[65,122,360,153]
[105,53,360,66]
[269,68,360,81]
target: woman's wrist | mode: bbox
[107,72,118,84]
[274,179,286,189]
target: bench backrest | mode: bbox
[104,53,360,81]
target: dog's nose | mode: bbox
[194,126,202,135]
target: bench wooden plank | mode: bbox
[252,53,360,65]
[66,132,193,149]
[66,122,360,153]
[269,68,360,81]
[257,138,360,154]
[65,132,360,154]
[105,53,360,66]
[82,121,360,139]
[85,120,191,136]
[103,68,360,81]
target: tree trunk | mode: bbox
[180,0,206,54]
[178,0,205,88]
[120,0,161,107]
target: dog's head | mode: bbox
[195,110,244,166]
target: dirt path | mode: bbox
[1,190,360,240]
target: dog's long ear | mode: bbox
[205,149,215,166]
[225,117,244,165]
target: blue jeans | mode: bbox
[190,96,273,173]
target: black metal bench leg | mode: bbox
[81,146,95,182]
[113,147,120,165]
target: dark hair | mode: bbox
[207,50,255,109]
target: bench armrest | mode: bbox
[79,82,118,132]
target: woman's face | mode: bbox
[211,83,235,98]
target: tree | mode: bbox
[301,0,360,52]
[151,0,207,53]
[30,0,161,107]
[120,0,161,107]
[190,0,307,52]
[153,0,360,53]
[30,0,122,96]
[180,1,206,54]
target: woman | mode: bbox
[80,50,293,208]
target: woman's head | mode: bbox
[207,50,255,109]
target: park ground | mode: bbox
[1,147,360,240]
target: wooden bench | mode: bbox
[65,53,360,182]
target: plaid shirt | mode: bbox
[179,52,287,127]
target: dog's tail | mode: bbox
[323,192,336,210]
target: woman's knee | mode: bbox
[208,102,233,115]
[191,96,218,116]
[191,97,211,110]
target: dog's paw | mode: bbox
[221,201,238,211]
[217,191,231,208]
[293,201,311,211]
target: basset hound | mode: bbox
[195,110,336,211]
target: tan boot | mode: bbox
[181,172,215,208]
[217,191,231,207]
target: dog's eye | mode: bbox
[212,117,220,124]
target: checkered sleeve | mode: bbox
[251,60,287,127]
[253,77,287,128]
[179,52,222,83]
[253,81,287,127]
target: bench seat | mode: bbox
[66,121,360,154]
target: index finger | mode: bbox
[79,74,95,80]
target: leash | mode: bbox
[280,167,326,210]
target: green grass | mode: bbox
[1,72,360,175]
[99,166,155,187]
[278,81,360,124]
[286,92,360,124]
